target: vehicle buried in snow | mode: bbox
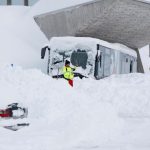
[41,37,137,79]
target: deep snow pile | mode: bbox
[0,6,48,72]
[0,64,150,150]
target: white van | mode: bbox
[41,37,137,79]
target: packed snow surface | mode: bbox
[0,64,150,150]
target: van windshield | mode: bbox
[50,49,93,76]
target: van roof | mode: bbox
[49,37,137,57]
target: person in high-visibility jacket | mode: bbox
[62,60,76,87]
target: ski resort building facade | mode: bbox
[0,0,38,6]
[34,0,150,74]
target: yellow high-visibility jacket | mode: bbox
[62,66,75,80]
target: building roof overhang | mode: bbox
[34,0,150,49]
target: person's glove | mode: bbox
[72,66,76,71]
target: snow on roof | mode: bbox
[49,37,137,57]
[28,0,94,17]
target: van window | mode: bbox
[71,49,88,69]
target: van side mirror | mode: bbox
[97,44,100,50]
[41,46,50,59]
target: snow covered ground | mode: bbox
[0,64,150,150]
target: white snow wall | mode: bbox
[0,6,48,73]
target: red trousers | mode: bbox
[68,80,73,87]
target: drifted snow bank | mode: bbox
[0,6,48,73]
[0,64,150,150]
